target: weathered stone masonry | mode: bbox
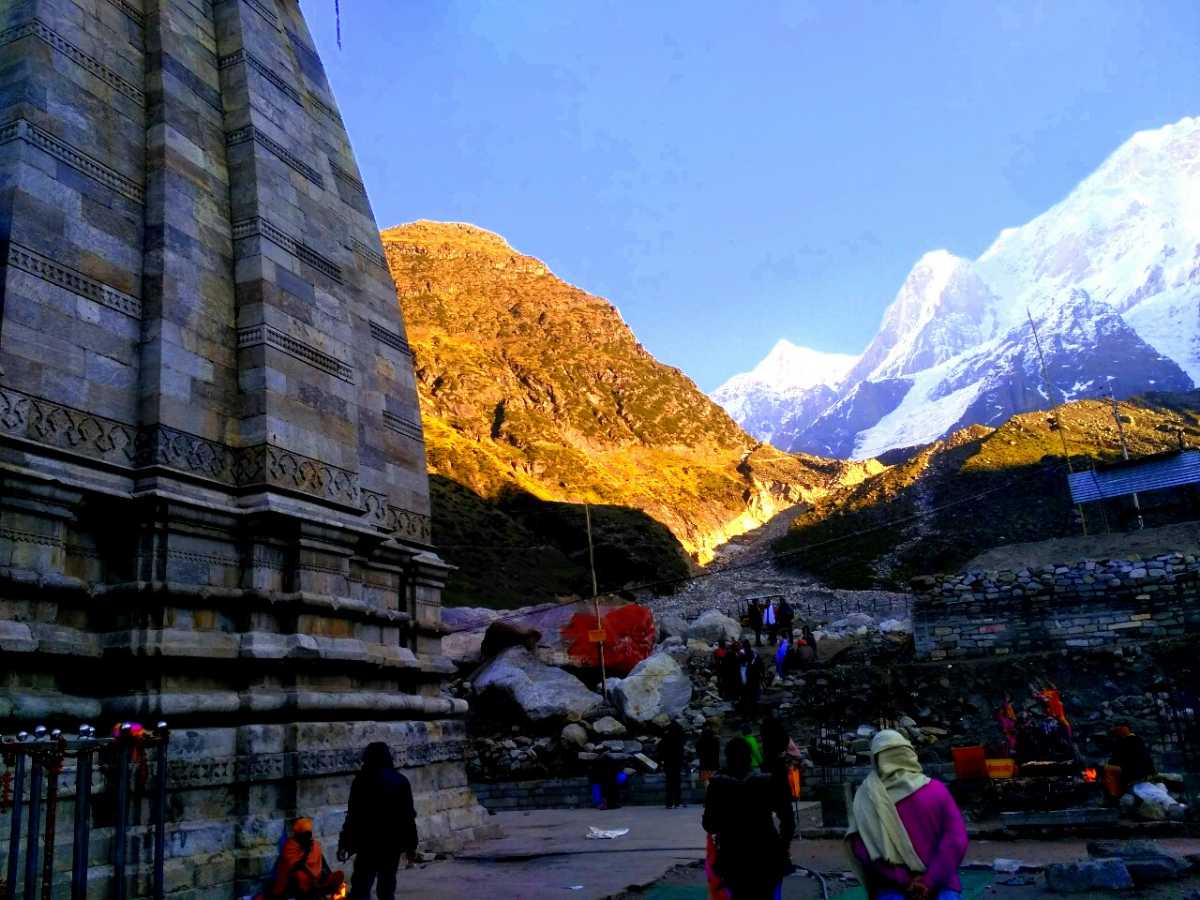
[0,0,488,896]
[913,554,1200,660]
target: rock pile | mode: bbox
[1045,840,1195,892]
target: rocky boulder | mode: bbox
[472,647,603,722]
[1087,841,1192,884]
[658,613,689,641]
[611,652,693,724]
[590,716,627,737]
[1045,859,1134,893]
[687,610,740,644]
[561,723,588,747]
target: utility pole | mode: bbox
[1028,309,1087,534]
[584,504,607,695]
[1108,388,1144,530]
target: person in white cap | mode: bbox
[845,730,968,900]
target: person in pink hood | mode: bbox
[846,730,968,900]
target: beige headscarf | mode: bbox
[845,730,931,877]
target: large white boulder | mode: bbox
[686,610,741,644]
[658,613,689,641]
[611,652,693,724]
[471,647,603,722]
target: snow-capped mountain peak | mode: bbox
[711,342,857,445]
[740,339,858,393]
[713,116,1200,457]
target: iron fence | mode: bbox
[1156,684,1200,774]
[1,723,169,900]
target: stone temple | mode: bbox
[0,0,489,894]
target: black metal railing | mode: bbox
[1157,685,1200,774]
[1,722,169,900]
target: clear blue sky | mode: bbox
[301,1,1200,392]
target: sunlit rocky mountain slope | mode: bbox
[382,221,876,606]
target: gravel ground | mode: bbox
[643,555,910,627]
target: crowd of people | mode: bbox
[713,601,815,717]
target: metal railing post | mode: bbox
[4,746,26,900]
[40,734,65,900]
[23,754,43,899]
[152,726,169,900]
[112,734,131,900]
[72,743,93,900]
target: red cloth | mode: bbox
[562,604,655,675]
[849,780,968,895]
[1040,689,1073,737]
[705,833,732,900]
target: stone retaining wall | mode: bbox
[913,553,1200,660]
[471,774,708,811]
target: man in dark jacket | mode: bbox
[747,600,764,647]
[660,721,687,808]
[703,737,795,898]
[338,742,418,900]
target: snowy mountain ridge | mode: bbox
[714,116,1200,458]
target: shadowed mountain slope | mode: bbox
[778,391,1200,588]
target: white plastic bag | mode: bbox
[586,826,630,839]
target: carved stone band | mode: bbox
[227,124,324,187]
[0,386,433,542]
[7,241,142,319]
[0,20,145,105]
[0,118,144,204]
[237,324,355,382]
[232,215,343,283]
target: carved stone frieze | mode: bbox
[235,444,362,508]
[167,740,469,788]
[0,388,434,538]
[0,385,138,466]
[388,506,433,544]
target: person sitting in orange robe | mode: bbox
[264,817,345,900]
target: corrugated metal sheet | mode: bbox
[1068,450,1200,504]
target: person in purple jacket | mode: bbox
[845,730,968,900]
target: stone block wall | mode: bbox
[913,553,1200,660]
[0,0,486,896]
[470,774,709,812]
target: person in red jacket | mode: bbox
[264,818,344,900]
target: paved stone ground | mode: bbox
[392,807,1200,899]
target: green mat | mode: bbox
[829,870,997,899]
[638,886,708,900]
[639,870,998,900]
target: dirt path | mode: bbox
[709,503,806,568]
